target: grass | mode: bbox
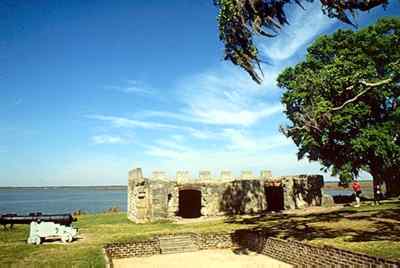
[1,200,399,267]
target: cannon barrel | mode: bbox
[0,213,76,226]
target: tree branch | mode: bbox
[332,78,393,111]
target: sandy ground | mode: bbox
[113,249,293,268]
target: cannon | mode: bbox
[0,213,78,245]
[0,213,75,228]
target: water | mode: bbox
[323,189,354,196]
[0,187,358,215]
[0,188,127,214]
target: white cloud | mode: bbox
[191,105,282,126]
[143,130,293,168]
[104,80,154,95]
[154,139,190,152]
[140,106,282,127]
[143,140,324,178]
[260,2,335,61]
[145,146,186,160]
[187,128,217,140]
[87,115,180,130]
[87,114,221,140]
[138,110,198,123]
[91,135,132,144]
[222,129,291,151]
[177,66,283,127]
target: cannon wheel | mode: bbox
[29,235,42,245]
[61,234,72,243]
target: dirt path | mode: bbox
[113,249,292,268]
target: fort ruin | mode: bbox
[127,168,324,223]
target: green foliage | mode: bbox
[214,0,389,83]
[279,18,400,187]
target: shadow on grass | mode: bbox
[226,202,400,244]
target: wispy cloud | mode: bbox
[143,136,322,177]
[138,110,197,123]
[177,66,283,127]
[222,129,291,152]
[144,129,292,162]
[87,115,179,130]
[144,138,192,160]
[104,80,154,95]
[87,114,221,140]
[145,146,185,160]
[155,138,191,152]
[91,135,132,145]
[260,1,335,61]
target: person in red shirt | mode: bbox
[352,180,362,207]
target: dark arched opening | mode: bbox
[265,186,284,211]
[178,189,202,218]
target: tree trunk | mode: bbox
[385,175,400,198]
[370,162,384,196]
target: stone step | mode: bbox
[161,246,198,254]
[160,241,194,247]
[161,244,198,250]
[158,235,198,255]
[160,241,196,247]
[159,238,193,243]
[158,235,192,241]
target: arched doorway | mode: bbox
[178,189,202,218]
[265,185,284,211]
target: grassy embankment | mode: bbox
[1,200,399,267]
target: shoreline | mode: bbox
[0,180,373,190]
[0,185,127,191]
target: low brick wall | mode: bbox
[104,239,160,259]
[262,237,400,268]
[104,232,400,267]
[191,232,236,249]
[104,232,237,259]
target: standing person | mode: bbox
[374,182,382,205]
[352,180,362,207]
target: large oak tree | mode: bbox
[277,18,400,195]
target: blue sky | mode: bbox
[1,1,399,186]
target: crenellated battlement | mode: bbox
[130,168,274,183]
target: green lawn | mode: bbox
[1,200,399,267]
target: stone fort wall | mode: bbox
[128,168,324,223]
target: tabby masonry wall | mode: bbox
[104,239,160,259]
[104,232,400,267]
[263,238,399,268]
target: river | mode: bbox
[0,187,355,215]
